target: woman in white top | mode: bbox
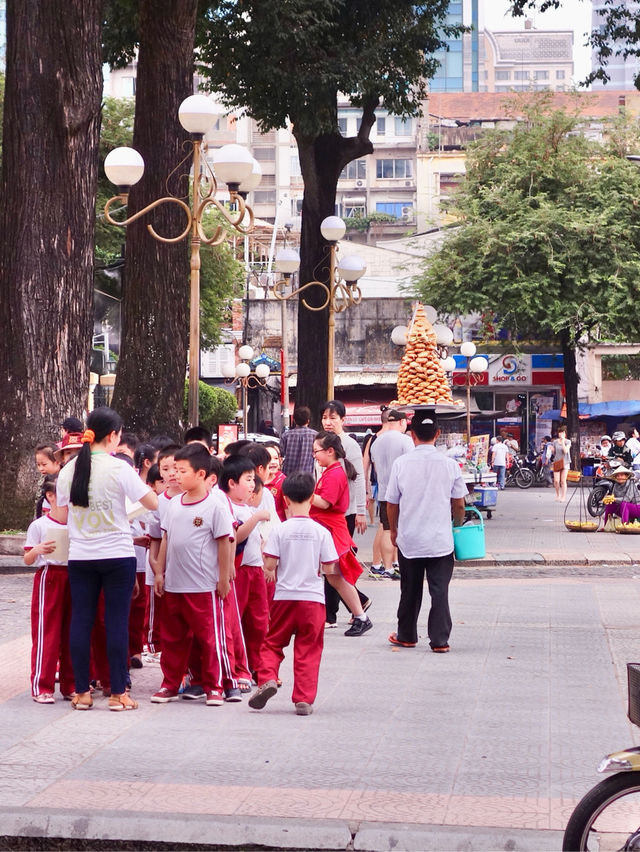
[57,407,158,711]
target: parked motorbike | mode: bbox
[563,665,640,851]
[523,448,552,487]
[586,457,625,517]
[504,453,534,489]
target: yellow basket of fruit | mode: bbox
[615,521,640,534]
[567,470,581,483]
[564,520,599,532]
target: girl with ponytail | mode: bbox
[310,431,373,637]
[56,407,158,711]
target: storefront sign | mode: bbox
[489,354,531,385]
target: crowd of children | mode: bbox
[25,409,374,716]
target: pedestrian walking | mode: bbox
[280,406,317,476]
[386,413,466,652]
[490,435,509,490]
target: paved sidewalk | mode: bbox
[2,567,640,850]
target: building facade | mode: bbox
[591,0,640,90]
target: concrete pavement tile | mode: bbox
[0,635,31,702]
[443,793,555,829]
[341,790,448,823]
[491,552,545,563]
[234,785,353,819]
[28,779,152,811]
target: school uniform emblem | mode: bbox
[193,517,203,527]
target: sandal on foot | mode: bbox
[109,693,138,711]
[431,645,450,653]
[238,679,253,694]
[71,691,93,710]
[388,632,417,648]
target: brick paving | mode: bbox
[0,488,639,850]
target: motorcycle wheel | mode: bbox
[513,467,534,489]
[587,486,608,518]
[562,772,640,851]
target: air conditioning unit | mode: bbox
[401,206,413,218]
[356,180,364,187]
[405,181,412,187]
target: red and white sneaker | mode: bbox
[150,687,179,703]
[205,690,224,706]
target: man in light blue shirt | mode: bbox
[386,413,467,652]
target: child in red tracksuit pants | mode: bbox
[25,475,75,703]
[249,472,338,716]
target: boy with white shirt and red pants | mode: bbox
[151,444,235,707]
[249,472,338,716]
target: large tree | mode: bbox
[413,95,640,462]
[196,0,459,423]
[106,0,199,438]
[0,0,103,527]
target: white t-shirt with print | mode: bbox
[161,491,234,593]
[24,514,68,567]
[264,516,338,604]
[57,452,150,561]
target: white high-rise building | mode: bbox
[591,0,640,90]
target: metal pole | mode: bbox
[242,381,248,438]
[187,138,202,427]
[466,361,471,445]
[327,244,336,400]
[281,295,290,430]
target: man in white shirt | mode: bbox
[386,413,467,652]
[490,435,510,490]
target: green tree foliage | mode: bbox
[511,1,640,89]
[183,380,238,432]
[413,94,640,456]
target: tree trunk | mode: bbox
[294,106,376,427]
[560,328,581,469]
[110,0,198,439]
[0,0,102,528]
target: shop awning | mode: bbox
[539,401,640,420]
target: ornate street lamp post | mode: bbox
[103,94,258,427]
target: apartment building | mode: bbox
[483,24,574,93]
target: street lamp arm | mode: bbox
[195,194,254,245]
[272,277,331,312]
[104,194,193,244]
[333,281,362,313]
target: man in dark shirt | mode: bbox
[280,406,317,475]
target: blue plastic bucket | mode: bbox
[453,507,486,560]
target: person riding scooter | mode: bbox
[610,431,634,467]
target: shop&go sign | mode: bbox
[489,355,531,385]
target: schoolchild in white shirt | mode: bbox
[25,475,74,703]
[249,472,338,716]
[151,444,234,707]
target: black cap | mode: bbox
[407,411,435,431]
[386,409,407,422]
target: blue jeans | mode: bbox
[493,465,506,489]
[68,556,136,694]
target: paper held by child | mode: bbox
[48,526,69,562]
[126,498,148,522]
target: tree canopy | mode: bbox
[413,94,640,455]
[414,96,640,347]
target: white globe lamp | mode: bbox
[104,147,145,188]
[442,356,457,372]
[255,363,271,379]
[238,344,254,361]
[433,324,454,346]
[220,360,237,379]
[337,255,366,282]
[178,95,220,135]
[212,144,254,188]
[460,341,477,358]
[469,356,488,373]
[235,362,251,378]
[275,248,301,276]
[238,158,262,194]
[320,216,346,242]
[391,325,408,346]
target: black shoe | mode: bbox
[344,616,372,637]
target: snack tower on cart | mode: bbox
[390,303,460,407]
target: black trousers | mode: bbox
[324,513,369,623]
[396,550,454,647]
